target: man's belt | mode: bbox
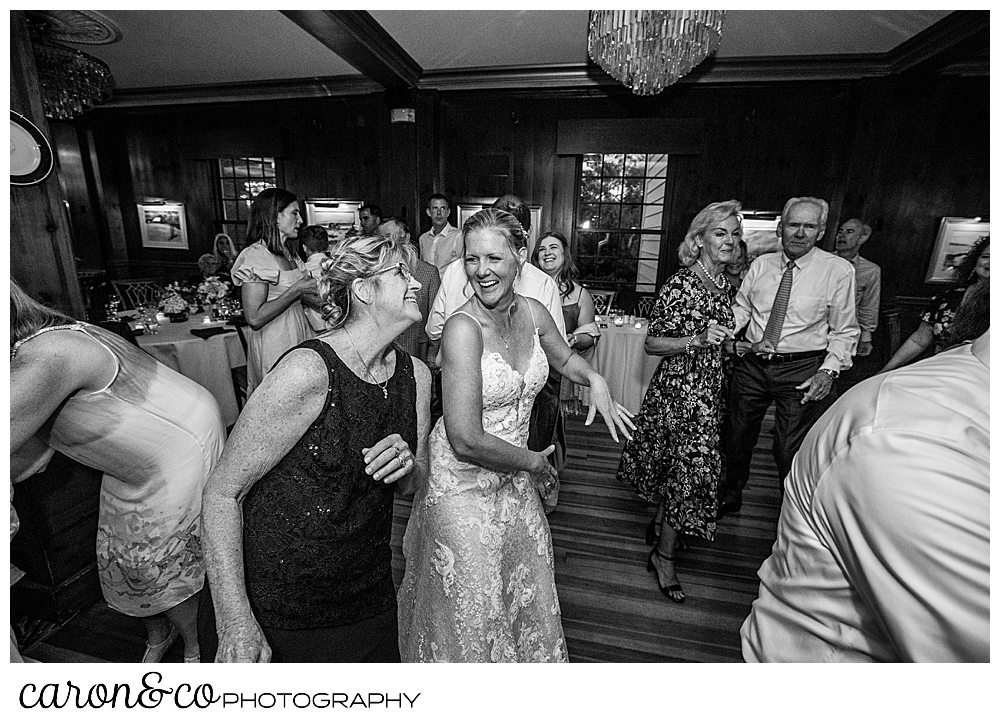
[754,349,826,363]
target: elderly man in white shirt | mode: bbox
[419,194,464,272]
[718,196,859,519]
[741,330,989,662]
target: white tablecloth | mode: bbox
[578,320,661,415]
[135,317,246,426]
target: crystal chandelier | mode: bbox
[588,10,726,96]
[26,11,120,121]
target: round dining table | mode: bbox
[133,315,246,427]
[577,318,661,415]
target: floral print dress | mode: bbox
[15,324,225,617]
[921,286,967,353]
[616,268,735,541]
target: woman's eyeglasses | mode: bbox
[366,262,413,281]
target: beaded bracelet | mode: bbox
[685,336,696,355]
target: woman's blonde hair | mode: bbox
[318,235,415,330]
[10,277,76,348]
[678,200,743,267]
[213,233,237,265]
[463,208,529,254]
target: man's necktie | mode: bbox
[762,260,795,349]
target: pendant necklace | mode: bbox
[344,327,389,399]
[496,303,516,349]
[695,258,727,291]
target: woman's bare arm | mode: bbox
[241,277,316,331]
[531,298,635,442]
[10,331,112,454]
[202,347,327,662]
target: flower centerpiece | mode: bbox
[197,276,233,320]
[159,282,194,321]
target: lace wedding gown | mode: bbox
[397,314,568,662]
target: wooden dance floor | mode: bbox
[19,412,780,663]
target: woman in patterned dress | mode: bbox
[882,235,989,371]
[10,280,225,663]
[397,209,634,662]
[616,201,742,603]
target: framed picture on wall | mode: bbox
[457,201,543,256]
[137,203,188,250]
[925,216,990,284]
[741,215,780,261]
[304,199,363,231]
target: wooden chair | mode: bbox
[636,296,656,318]
[111,278,163,311]
[588,289,616,315]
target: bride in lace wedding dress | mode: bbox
[397,209,635,662]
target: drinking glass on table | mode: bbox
[105,294,121,321]
[139,306,159,335]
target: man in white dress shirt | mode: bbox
[835,218,881,358]
[718,196,859,519]
[418,194,464,272]
[741,330,989,662]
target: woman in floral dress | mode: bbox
[616,201,742,603]
[10,280,225,663]
[882,235,989,371]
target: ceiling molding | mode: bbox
[679,54,889,84]
[98,75,382,109]
[91,11,989,106]
[420,54,891,92]
[421,64,609,92]
[938,57,990,77]
[280,10,422,89]
[887,9,989,75]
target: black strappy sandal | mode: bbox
[646,549,686,604]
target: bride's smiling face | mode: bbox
[464,228,524,307]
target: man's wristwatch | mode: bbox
[819,368,839,380]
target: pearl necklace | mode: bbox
[695,258,727,291]
[344,327,389,399]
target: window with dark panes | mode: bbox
[214,157,279,249]
[575,153,667,294]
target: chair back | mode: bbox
[232,318,249,356]
[111,278,163,311]
[588,289,616,315]
[636,296,656,318]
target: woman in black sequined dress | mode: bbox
[202,234,432,663]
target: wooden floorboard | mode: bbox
[20,408,781,664]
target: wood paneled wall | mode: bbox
[64,71,987,303]
[9,12,84,316]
